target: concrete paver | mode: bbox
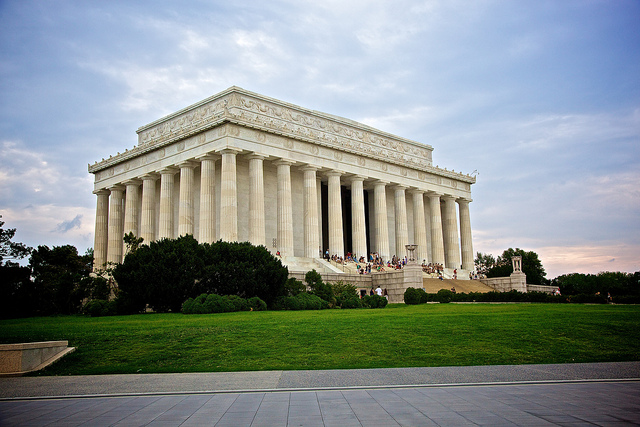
[0,362,638,426]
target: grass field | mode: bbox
[1,303,638,376]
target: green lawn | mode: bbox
[1,304,638,376]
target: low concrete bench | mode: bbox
[0,341,75,376]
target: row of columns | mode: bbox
[93,149,474,272]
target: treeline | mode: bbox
[1,245,108,318]
[404,288,640,305]
[551,272,639,297]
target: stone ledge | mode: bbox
[0,341,75,377]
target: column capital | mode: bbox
[196,153,219,161]
[408,188,425,196]
[158,166,178,175]
[122,179,141,187]
[217,147,242,155]
[140,173,158,181]
[246,152,267,161]
[441,194,456,201]
[93,188,110,196]
[373,179,389,186]
[108,184,125,192]
[347,175,366,183]
[299,164,320,172]
[273,159,295,167]
[427,191,443,197]
[325,170,343,178]
[393,184,408,191]
[177,160,198,169]
[457,197,473,204]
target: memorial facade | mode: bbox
[89,86,476,276]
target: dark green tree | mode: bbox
[29,245,94,315]
[113,235,205,313]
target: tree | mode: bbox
[112,237,290,312]
[0,216,32,265]
[29,244,95,315]
[485,248,548,286]
[474,252,496,275]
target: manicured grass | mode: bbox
[1,304,638,376]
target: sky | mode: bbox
[1,0,638,279]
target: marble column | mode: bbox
[442,195,461,269]
[428,192,445,266]
[327,171,344,257]
[178,161,197,237]
[410,189,429,264]
[198,155,216,243]
[458,198,474,271]
[374,180,390,260]
[140,174,157,244]
[317,177,323,255]
[93,189,110,271]
[248,154,266,247]
[219,148,239,242]
[275,160,294,256]
[123,180,140,240]
[302,166,320,258]
[350,176,367,260]
[423,194,433,263]
[158,168,176,240]
[394,185,408,259]
[107,185,125,264]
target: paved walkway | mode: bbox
[1,362,639,426]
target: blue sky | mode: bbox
[1,0,638,278]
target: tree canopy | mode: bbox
[112,236,289,313]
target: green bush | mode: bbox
[332,281,361,309]
[181,293,266,314]
[83,299,117,317]
[274,292,328,310]
[247,296,267,311]
[436,289,453,303]
[403,287,422,305]
[363,295,388,308]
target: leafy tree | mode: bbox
[551,271,639,296]
[474,252,496,275]
[485,248,548,286]
[112,237,290,312]
[29,245,94,315]
[123,232,144,255]
[0,216,32,265]
[113,235,205,313]
[305,269,334,305]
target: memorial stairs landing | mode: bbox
[279,256,341,274]
[423,278,495,294]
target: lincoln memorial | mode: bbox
[89,86,476,278]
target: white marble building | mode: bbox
[89,87,476,276]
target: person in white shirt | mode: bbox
[375,286,383,296]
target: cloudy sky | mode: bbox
[1,0,638,279]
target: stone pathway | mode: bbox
[1,362,639,426]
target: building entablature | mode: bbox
[88,87,476,186]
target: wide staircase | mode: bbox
[423,278,495,294]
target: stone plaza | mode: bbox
[89,86,476,285]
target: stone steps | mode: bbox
[423,278,495,294]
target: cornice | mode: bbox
[89,86,476,184]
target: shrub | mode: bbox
[436,289,453,303]
[247,296,267,311]
[284,277,306,296]
[363,294,388,308]
[83,299,117,317]
[305,270,334,305]
[404,287,422,305]
[332,281,360,309]
[274,292,328,310]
